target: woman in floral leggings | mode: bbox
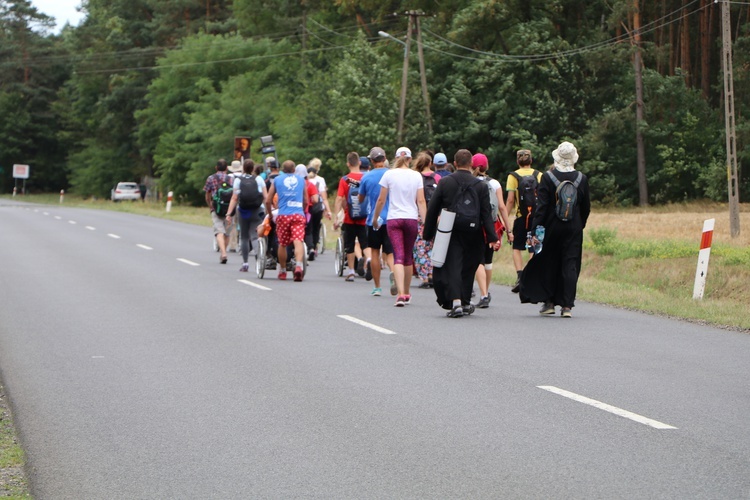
[411,153,441,288]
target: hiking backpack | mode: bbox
[238,174,264,209]
[481,176,500,221]
[451,177,482,232]
[423,172,437,205]
[212,176,234,217]
[511,170,541,228]
[547,170,583,222]
[344,175,367,220]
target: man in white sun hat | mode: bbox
[519,141,591,318]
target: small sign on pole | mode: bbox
[693,218,715,300]
[12,164,30,179]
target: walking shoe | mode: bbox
[345,272,355,282]
[403,295,412,305]
[356,258,365,277]
[239,263,249,272]
[561,307,572,318]
[278,271,287,280]
[308,250,315,262]
[418,281,431,289]
[477,296,490,309]
[539,302,555,315]
[389,272,397,295]
[365,260,372,281]
[511,271,522,293]
[446,306,464,318]
[394,296,406,307]
[220,255,228,264]
[371,288,382,296]
[462,304,475,316]
[293,267,304,282]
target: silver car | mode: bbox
[111,182,141,202]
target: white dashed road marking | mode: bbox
[177,258,200,267]
[136,244,153,250]
[337,315,396,335]
[238,279,271,291]
[86,226,96,231]
[54,216,61,220]
[537,385,677,430]
[68,220,77,225]
[107,234,121,239]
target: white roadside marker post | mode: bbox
[693,218,714,300]
[59,189,65,204]
[166,191,173,213]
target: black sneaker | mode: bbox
[511,279,521,293]
[462,304,475,316]
[356,257,365,277]
[477,296,490,309]
[539,302,555,315]
[364,260,372,281]
[446,306,464,318]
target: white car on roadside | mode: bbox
[111,182,141,202]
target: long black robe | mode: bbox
[519,168,591,309]
[423,169,498,309]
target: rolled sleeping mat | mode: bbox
[431,209,455,268]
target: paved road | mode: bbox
[1,200,749,499]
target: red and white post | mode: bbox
[692,218,714,300]
[166,191,173,212]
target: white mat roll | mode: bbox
[431,209,455,268]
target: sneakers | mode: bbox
[389,272,397,296]
[356,258,365,277]
[477,293,491,309]
[462,304,475,316]
[561,307,572,318]
[539,302,555,315]
[417,281,432,289]
[278,271,287,281]
[308,250,315,262]
[446,306,464,318]
[511,278,521,293]
[293,267,304,282]
[403,294,412,305]
[345,272,355,282]
[394,296,406,307]
[239,263,249,272]
[220,255,228,264]
[371,288,382,296]
[364,260,372,281]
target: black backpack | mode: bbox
[212,176,234,217]
[238,174,263,209]
[511,170,541,228]
[451,177,482,232]
[547,170,583,222]
[423,172,437,205]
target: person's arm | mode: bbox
[372,186,388,229]
[416,188,427,223]
[205,190,213,211]
[580,175,591,229]
[495,185,513,243]
[320,188,332,219]
[303,181,309,208]
[265,181,276,216]
[332,195,344,229]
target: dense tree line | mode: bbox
[1,0,748,206]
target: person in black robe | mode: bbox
[519,141,591,318]
[423,149,498,318]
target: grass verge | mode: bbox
[0,384,30,499]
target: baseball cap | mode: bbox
[433,152,447,165]
[395,147,412,159]
[369,146,386,161]
[359,156,371,170]
[472,153,489,172]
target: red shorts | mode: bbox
[275,214,306,247]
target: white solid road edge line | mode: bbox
[537,385,677,430]
[238,279,272,291]
[176,258,200,267]
[337,315,396,335]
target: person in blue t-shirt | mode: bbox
[358,147,394,297]
[265,160,308,281]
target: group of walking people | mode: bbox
[204,140,591,318]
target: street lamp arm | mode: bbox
[378,30,407,47]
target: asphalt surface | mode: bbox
[1,199,749,499]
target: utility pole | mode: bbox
[720,0,740,237]
[632,2,648,206]
[397,16,413,145]
[415,15,433,137]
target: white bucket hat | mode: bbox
[552,142,579,172]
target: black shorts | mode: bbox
[368,225,393,254]
[482,245,494,265]
[343,223,368,254]
[512,217,534,252]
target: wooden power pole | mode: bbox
[395,11,433,144]
[720,0,741,237]
[633,2,648,206]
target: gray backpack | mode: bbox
[547,171,583,222]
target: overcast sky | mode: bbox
[31,0,85,32]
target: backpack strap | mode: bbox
[572,171,583,187]
[510,171,522,185]
[546,170,561,187]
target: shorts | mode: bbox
[368,224,393,254]
[343,223,368,254]
[275,214,306,247]
[482,245,494,266]
[512,216,534,252]
[211,211,231,236]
